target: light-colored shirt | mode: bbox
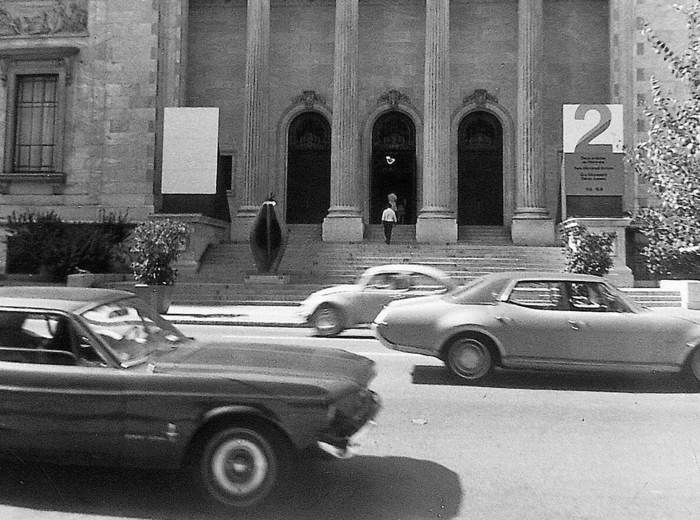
[381,207,397,222]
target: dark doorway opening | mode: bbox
[370,112,417,224]
[458,111,503,225]
[286,112,331,224]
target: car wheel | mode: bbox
[445,335,494,382]
[311,304,343,336]
[686,347,700,383]
[192,423,287,509]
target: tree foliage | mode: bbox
[561,223,615,277]
[129,218,191,285]
[632,2,700,278]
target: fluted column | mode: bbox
[233,0,270,240]
[323,0,363,242]
[416,0,456,243]
[512,0,554,245]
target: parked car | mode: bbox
[0,286,380,509]
[373,271,700,383]
[299,264,458,336]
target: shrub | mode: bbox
[4,210,131,282]
[129,218,191,285]
[561,223,615,277]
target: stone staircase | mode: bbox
[167,224,683,306]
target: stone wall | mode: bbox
[0,0,157,222]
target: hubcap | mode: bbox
[450,339,490,379]
[315,308,339,332]
[211,438,268,496]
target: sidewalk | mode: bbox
[165,303,308,327]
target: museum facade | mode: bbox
[0,0,690,261]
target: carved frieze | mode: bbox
[0,0,88,37]
[291,90,327,109]
[377,88,413,109]
[463,89,498,107]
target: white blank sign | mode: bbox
[161,107,219,194]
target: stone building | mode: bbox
[0,0,691,272]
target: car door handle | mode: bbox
[568,320,581,330]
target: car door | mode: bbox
[559,282,690,369]
[494,280,574,367]
[0,309,126,465]
[356,272,410,324]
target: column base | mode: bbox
[322,216,364,242]
[230,208,257,242]
[511,215,556,245]
[416,215,457,244]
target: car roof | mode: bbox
[0,286,135,313]
[361,264,457,286]
[363,264,449,277]
[479,271,606,283]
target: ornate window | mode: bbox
[0,47,78,187]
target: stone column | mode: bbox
[155,0,189,214]
[610,0,636,213]
[416,0,457,243]
[322,0,363,242]
[511,0,555,245]
[233,0,271,241]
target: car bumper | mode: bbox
[317,390,381,459]
[372,323,432,356]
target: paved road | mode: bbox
[1,325,699,519]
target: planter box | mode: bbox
[132,284,175,314]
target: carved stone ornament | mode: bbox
[0,0,88,37]
[463,89,498,107]
[378,88,412,108]
[292,90,326,109]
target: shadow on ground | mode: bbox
[0,455,462,520]
[411,365,700,394]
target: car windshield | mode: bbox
[447,275,510,304]
[79,297,188,367]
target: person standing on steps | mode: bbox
[381,202,397,245]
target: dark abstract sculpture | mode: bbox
[250,199,282,273]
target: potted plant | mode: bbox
[129,218,191,313]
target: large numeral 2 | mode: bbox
[574,104,612,153]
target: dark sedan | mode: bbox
[0,286,380,509]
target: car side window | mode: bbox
[366,273,407,291]
[0,311,108,366]
[507,281,567,310]
[406,273,448,294]
[366,273,393,289]
[568,282,629,312]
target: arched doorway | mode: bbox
[458,111,503,225]
[370,112,417,224]
[286,112,331,223]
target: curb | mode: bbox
[166,317,308,328]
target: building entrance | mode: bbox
[286,112,331,224]
[370,112,417,224]
[457,111,503,225]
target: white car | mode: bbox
[299,264,458,336]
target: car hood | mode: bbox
[151,341,376,388]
